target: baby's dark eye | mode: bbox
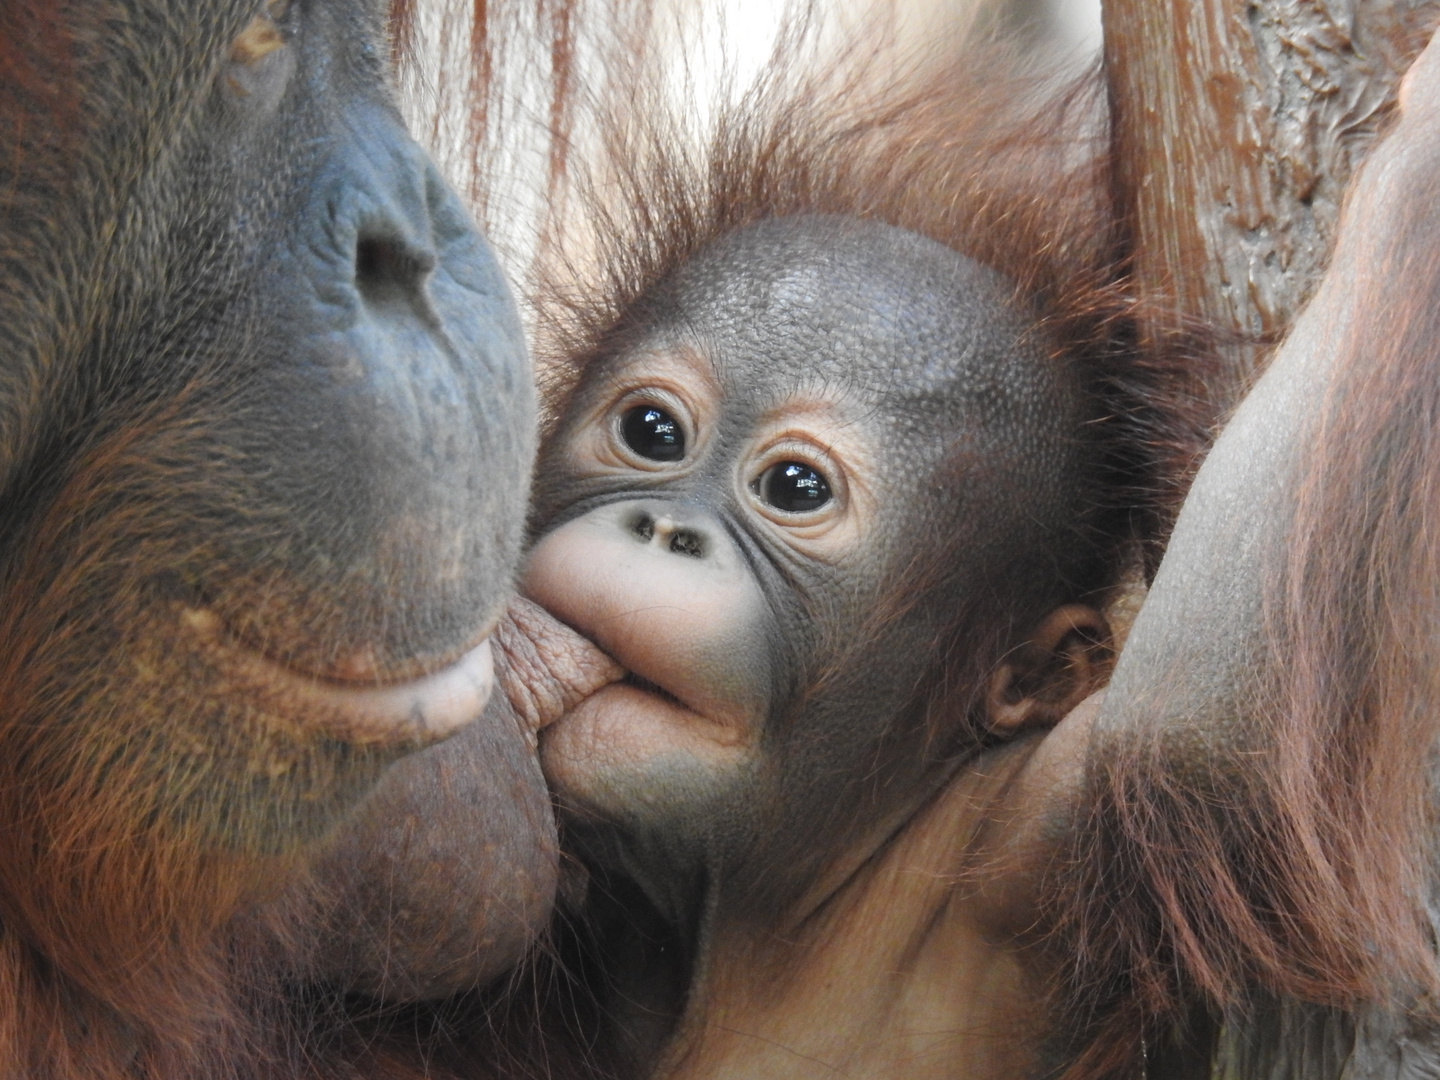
[620,405,685,462]
[758,461,831,513]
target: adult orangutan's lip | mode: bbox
[180,607,496,746]
[494,597,627,733]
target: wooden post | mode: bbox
[1103,0,1438,402]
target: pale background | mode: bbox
[402,0,1103,299]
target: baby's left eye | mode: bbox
[756,461,831,513]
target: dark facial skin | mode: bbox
[523,214,1104,931]
[0,0,541,1056]
[307,599,624,1002]
[305,690,559,999]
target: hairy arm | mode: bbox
[1026,32,1440,1074]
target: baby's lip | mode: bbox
[494,596,627,732]
[180,606,497,746]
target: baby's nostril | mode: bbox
[669,530,703,558]
[630,513,656,543]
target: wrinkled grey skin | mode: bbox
[0,0,535,841]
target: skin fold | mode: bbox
[307,598,624,1002]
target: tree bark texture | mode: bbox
[1103,0,1440,400]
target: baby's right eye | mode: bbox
[620,404,686,462]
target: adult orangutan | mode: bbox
[0,0,601,1076]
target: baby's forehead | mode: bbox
[658,216,1047,404]
[578,215,1077,461]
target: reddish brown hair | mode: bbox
[1044,123,1440,1080]
[388,0,587,226]
[0,6,591,1077]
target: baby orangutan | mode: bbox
[520,213,1129,1079]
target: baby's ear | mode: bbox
[985,605,1111,735]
